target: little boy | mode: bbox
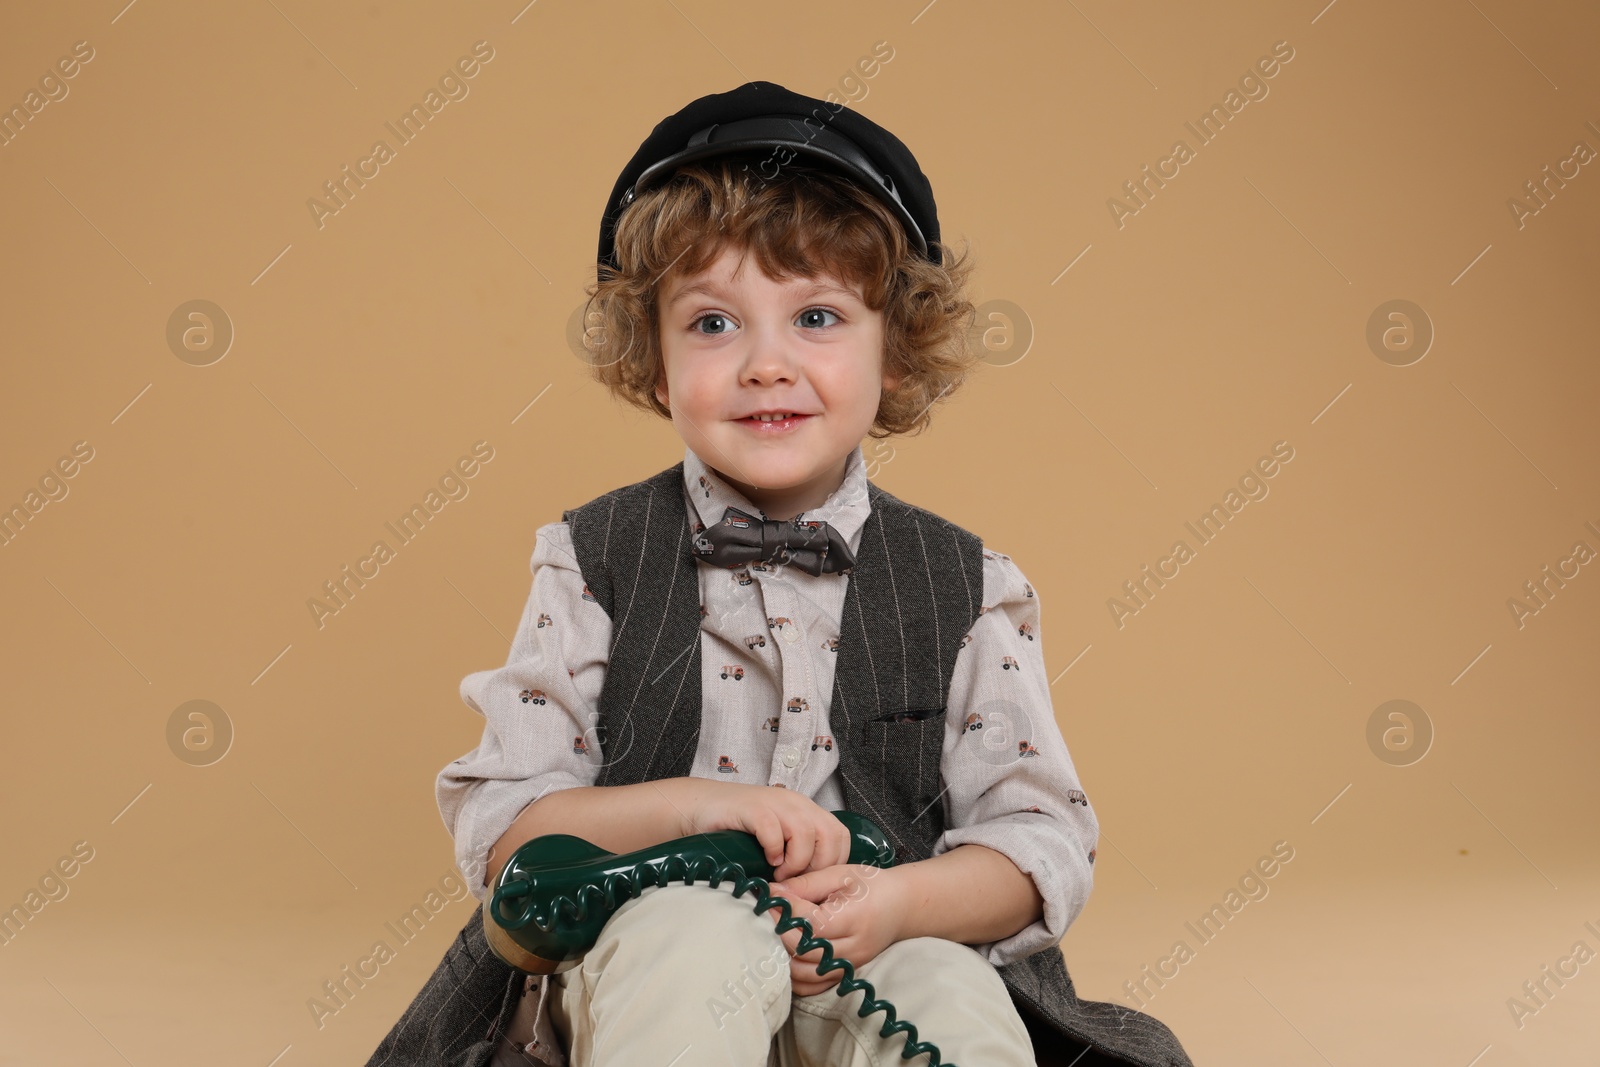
[367,82,1193,1067]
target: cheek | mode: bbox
[668,366,725,416]
[818,360,883,415]
[654,334,687,400]
[859,327,887,397]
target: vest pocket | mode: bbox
[867,707,945,724]
[860,706,948,815]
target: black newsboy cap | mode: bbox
[596,80,943,272]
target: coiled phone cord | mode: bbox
[494,849,955,1065]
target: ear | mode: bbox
[654,375,669,409]
[881,369,901,393]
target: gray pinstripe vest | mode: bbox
[560,462,1194,1067]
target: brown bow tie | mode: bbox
[689,506,855,576]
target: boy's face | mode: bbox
[654,242,898,520]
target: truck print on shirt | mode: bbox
[432,448,1104,1029]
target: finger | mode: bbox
[791,917,829,962]
[791,956,840,995]
[779,820,815,882]
[755,811,786,873]
[803,895,832,938]
[768,880,805,913]
[837,821,853,867]
[791,954,821,988]
[780,908,819,959]
[768,897,811,952]
[808,824,836,876]
[772,871,825,905]
[800,960,842,990]
[764,892,797,930]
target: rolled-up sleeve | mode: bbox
[932,550,1099,967]
[436,521,611,901]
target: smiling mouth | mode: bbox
[738,413,813,432]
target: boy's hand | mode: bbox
[680,782,853,882]
[766,863,908,997]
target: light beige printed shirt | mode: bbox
[437,442,1099,969]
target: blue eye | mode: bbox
[692,313,732,335]
[797,307,840,328]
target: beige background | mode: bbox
[2,1,1597,1064]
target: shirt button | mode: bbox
[782,749,799,768]
[783,626,799,643]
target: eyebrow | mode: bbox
[665,278,860,309]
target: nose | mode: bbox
[738,315,802,386]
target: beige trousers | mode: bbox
[544,881,1037,1067]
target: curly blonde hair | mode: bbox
[578,158,981,439]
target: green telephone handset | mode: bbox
[483,810,957,1065]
